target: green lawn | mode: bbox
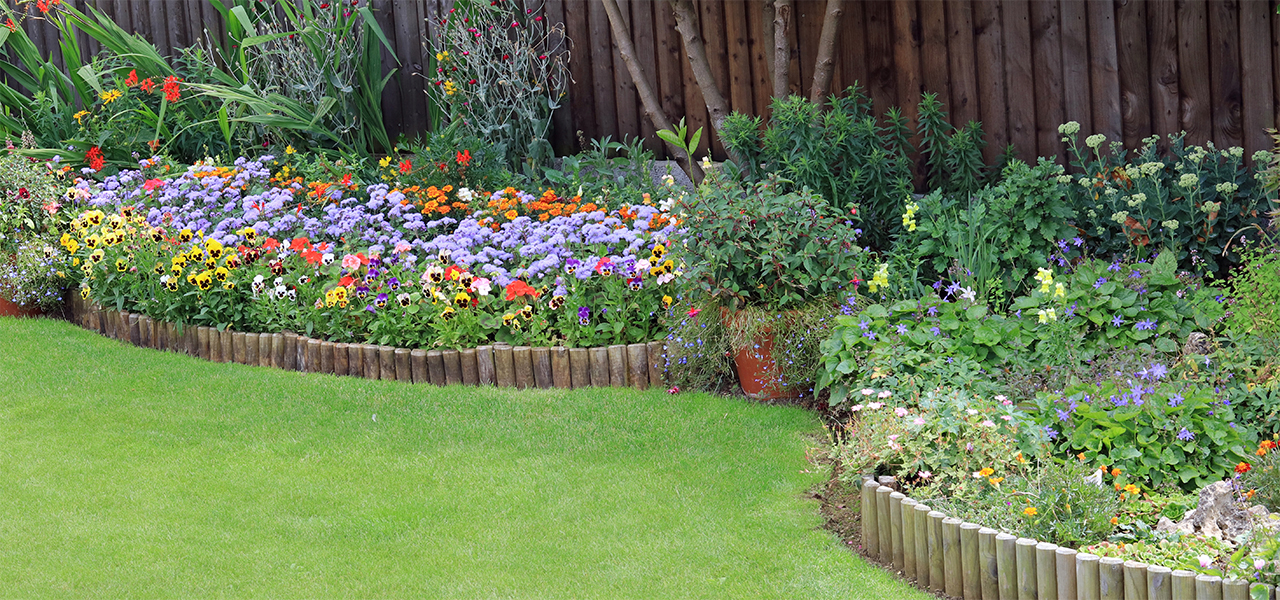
[0,317,925,599]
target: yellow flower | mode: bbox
[1124,484,1140,495]
[443,80,457,96]
[978,467,995,477]
[987,477,1004,486]
[868,263,890,293]
[1035,267,1054,292]
[379,156,392,168]
[1111,468,1121,477]
[1054,282,1065,298]
[285,145,296,155]
[73,110,90,124]
[1024,507,1038,517]
[1037,308,1057,323]
[100,89,123,104]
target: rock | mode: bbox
[1183,332,1211,357]
[1162,481,1257,541]
[1249,505,1270,517]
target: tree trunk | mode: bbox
[669,0,733,135]
[762,1,776,96]
[600,0,703,182]
[808,0,845,107]
[772,0,793,101]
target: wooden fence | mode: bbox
[11,1,1280,164]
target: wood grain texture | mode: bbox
[1178,0,1214,145]
[1116,0,1152,149]
[863,0,896,117]
[944,0,978,127]
[1030,0,1065,161]
[1207,0,1243,148]
[1087,0,1123,143]
[919,0,951,110]
[1058,0,1092,128]
[1238,0,1273,159]
[972,0,1007,163]
[1149,0,1181,152]
[1002,0,1038,162]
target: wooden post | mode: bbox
[889,492,905,571]
[138,316,152,348]
[410,349,428,384]
[333,343,348,376]
[1171,570,1197,600]
[876,487,892,564]
[942,517,962,598]
[442,349,462,385]
[378,346,395,381]
[494,345,515,388]
[104,310,116,339]
[607,345,627,387]
[1100,556,1124,600]
[861,479,879,559]
[531,347,552,389]
[395,348,412,383]
[296,337,309,372]
[220,329,233,365]
[320,341,334,374]
[347,343,363,377]
[1195,575,1223,600]
[1036,542,1059,600]
[901,498,918,580]
[476,346,495,385]
[1057,547,1079,600]
[306,339,321,372]
[626,343,648,389]
[361,345,378,380]
[427,350,446,385]
[152,319,162,349]
[210,328,225,363]
[1015,538,1037,600]
[245,333,259,366]
[996,533,1017,600]
[1124,561,1150,600]
[197,326,210,359]
[1223,579,1248,600]
[570,348,590,388]
[588,347,610,387]
[512,346,534,390]
[1078,553,1101,600]
[913,504,931,588]
[233,332,248,364]
[128,313,141,345]
[259,333,272,367]
[460,349,479,385]
[271,333,285,368]
[282,333,298,370]
[927,511,945,592]
[551,347,571,389]
[960,522,980,600]
[646,341,666,387]
[1147,565,1173,600]
[978,527,998,599]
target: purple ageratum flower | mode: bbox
[1094,277,1107,289]
[1177,427,1195,441]
[1169,393,1184,407]
[1135,319,1157,331]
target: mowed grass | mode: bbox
[0,318,925,599]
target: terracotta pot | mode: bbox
[0,296,42,318]
[723,309,799,401]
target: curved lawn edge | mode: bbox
[0,316,929,599]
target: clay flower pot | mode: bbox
[723,309,799,401]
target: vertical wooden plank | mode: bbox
[1207,0,1243,149]
[1059,0,1093,129]
[699,0,730,159]
[1178,0,1213,146]
[746,0,773,117]
[1087,0,1123,144]
[786,0,802,96]
[185,0,205,48]
[1275,0,1280,141]
[587,0,618,144]
[654,0,685,157]
[892,0,922,174]
[111,0,133,37]
[611,0,640,146]
[723,0,753,116]
[1117,0,1153,150]
[1239,0,1273,159]
[1003,0,1038,162]
[1149,0,1180,151]
[376,0,405,143]
[864,1,896,118]
[545,0,574,154]
[794,0,822,96]
[393,0,426,139]
[680,7,711,159]
[842,0,870,96]
[629,0,661,153]
[148,0,171,58]
[564,0,596,147]
[919,0,951,109]
[130,0,149,41]
[973,0,1008,162]
[1030,0,1065,161]
[944,0,978,126]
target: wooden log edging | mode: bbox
[65,303,669,391]
[858,480,1276,600]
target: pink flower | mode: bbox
[394,241,412,254]
[667,386,680,395]
[867,402,884,410]
[894,407,909,417]
[981,420,996,427]
[341,254,362,270]
[471,277,492,296]
[1001,415,1013,421]
[877,390,893,398]
[687,308,701,317]
[888,435,900,441]
[851,404,865,412]
[919,471,932,479]
[861,388,875,396]
[912,417,925,425]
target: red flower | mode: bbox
[455,149,471,166]
[338,276,355,287]
[4,18,16,32]
[123,69,138,88]
[686,308,701,317]
[142,178,164,192]
[262,237,281,251]
[398,159,412,174]
[162,76,181,102]
[289,237,312,252]
[85,146,104,171]
[341,173,352,186]
[504,280,539,301]
[300,248,323,265]
[355,252,370,265]
[140,78,155,93]
[17,187,28,198]
[1236,462,1252,475]
[444,265,465,281]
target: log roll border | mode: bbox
[859,477,1274,600]
[64,298,668,391]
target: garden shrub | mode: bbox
[540,135,668,210]
[1225,240,1280,341]
[0,236,68,311]
[1034,375,1251,491]
[0,145,72,253]
[1243,436,1280,512]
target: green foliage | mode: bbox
[1088,534,1231,571]
[1061,124,1277,276]
[540,135,667,207]
[673,171,872,311]
[718,86,913,249]
[1226,241,1280,341]
[1243,436,1280,512]
[1034,379,1251,491]
[916,92,1001,198]
[0,147,70,253]
[0,234,68,310]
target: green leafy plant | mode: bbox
[655,117,702,182]
[0,146,70,253]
